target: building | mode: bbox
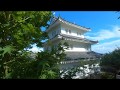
[44,16,101,70]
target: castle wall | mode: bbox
[48,25,61,39]
[61,40,91,52]
[61,24,85,38]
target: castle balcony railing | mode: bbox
[58,58,98,65]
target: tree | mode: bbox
[0,11,68,79]
[100,48,120,78]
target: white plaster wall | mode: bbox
[44,40,91,52]
[61,27,66,34]
[66,47,88,52]
[46,23,91,52]
[48,25,61,39]
[44,40,61,51]
[61,24,85,38]
[63,41,91,52]
[66,48,87,52]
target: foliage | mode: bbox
[60,67,80,79]
[0,11,68,79]
[100,48,120,76]
[5,44,67,79]
[100,72,115,79]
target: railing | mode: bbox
[60,34,98,44]
[58,58,97,65]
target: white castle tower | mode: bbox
[44,16,100,69]
[44,16,98,52]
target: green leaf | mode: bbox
[0,45,15,57]
[16,12,23,15]
[39,74,47,79]
[47,70,56,77]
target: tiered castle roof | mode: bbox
[46,16,90,32]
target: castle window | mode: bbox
[77,32,81,36]
[70,45,73,50]
[52,31,54,36]
[65,29,68,34]
[77,32,79,35]
[69,30,71,34]
[54,31,56,35]
[52,31,56,36]
[71,45,73,50]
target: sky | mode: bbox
[29,11,120,54]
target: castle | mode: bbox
[44,16,101,70]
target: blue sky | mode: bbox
[29,11,120,54]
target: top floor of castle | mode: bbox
[46,16,91,40]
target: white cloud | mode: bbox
[92,39,120,54]
[86,25,120,41]
[85,25,120,54]
[28,47,43,53]
[53,12,56,15]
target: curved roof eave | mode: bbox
[59,17,90,32]
[46,17,91,32]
